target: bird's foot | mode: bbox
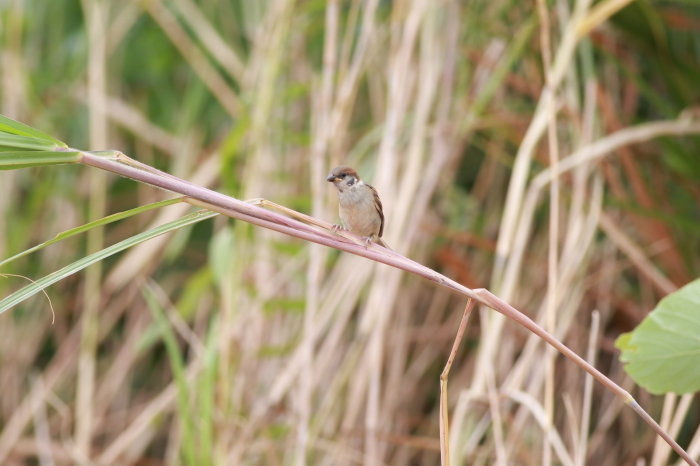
[362,237,373,248]
[331,224,345,235]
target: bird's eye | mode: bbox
[340,173,347,178]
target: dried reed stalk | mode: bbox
[73,148,698,466]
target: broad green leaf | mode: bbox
[0,114,69,147]
[0,209,218,315]
[0,151,82,170]
[616,278,700,394]
[0,198,184,269]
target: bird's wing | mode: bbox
[366,183,384,238]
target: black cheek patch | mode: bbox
[346,177,356,186]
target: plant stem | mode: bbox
[77,149,699,466]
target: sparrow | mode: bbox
[326,165,391,249]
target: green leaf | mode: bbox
[0,114,69,147]
[142,284,197,465]
[0,198,184,269]
[616,278,700,394]
[0,151,82,170]
[0,209,218,315]
[0,132,59,151]
[174,267,213,320]
[208,226,235,287]
[197,316,218,466]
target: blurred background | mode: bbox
[1,0,699,464]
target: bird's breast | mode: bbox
[337,187,381,238]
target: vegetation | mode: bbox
[0,0,699,465]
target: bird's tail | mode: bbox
[376,237,392,251]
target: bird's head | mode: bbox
[326,166,360,192]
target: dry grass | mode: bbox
[1,0,699,465]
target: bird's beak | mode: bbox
[326,175,340,182]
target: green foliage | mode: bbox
[0,133,60,151]
[0,209,218,315]
[2,0,700,463]
[0,198,183,269]
[143,284,198,465]
[0,150,81,170]
[0,114,69,147]
[208,225,236,287]
[175,267,214,320]
[616,277,700,394]
[0,114,80,169]
[143,282,219,466]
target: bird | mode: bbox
[326,165,391,249]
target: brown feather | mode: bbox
[366,183,384,238]
[328,165,358,179]
[327,165,391,249]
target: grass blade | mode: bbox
[142,284,197,465]
[197,315,218,465]
[0,198,184,268]
[0,114,69,147]
[0,209,218,315]
[0,133,60,151]
[0,151,82,170]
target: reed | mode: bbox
[1,0,699,465]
